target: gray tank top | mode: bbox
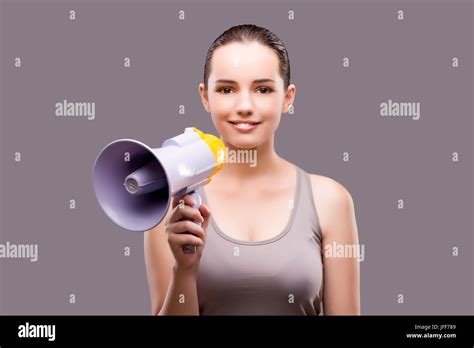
[196,166,324,315]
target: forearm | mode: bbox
[157,266,200,316]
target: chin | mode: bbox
[217,123,268,149]
[226,137,261,150]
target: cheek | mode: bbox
[255,95,282,120]
[208,96,232,135]
[208,95,233,117]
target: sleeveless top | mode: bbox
[196,166,324,315]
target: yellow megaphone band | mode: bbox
[192,127,226,177]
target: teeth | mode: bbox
[233,122,256,129]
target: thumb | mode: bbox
[199,203,212,230]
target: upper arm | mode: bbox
[143,204,175,315]
[310,175,360,315]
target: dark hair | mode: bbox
[203,24,291,90]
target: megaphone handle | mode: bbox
[182,191,202,254]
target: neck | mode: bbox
[216,136,285,182]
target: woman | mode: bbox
[144,24,360,315]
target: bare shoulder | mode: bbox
[308,174,353,206]
[308,174,356,238]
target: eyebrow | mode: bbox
[215,79,275,84]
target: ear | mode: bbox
[198,83,211,113]
[282,84,296,114]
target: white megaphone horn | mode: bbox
[92,127,226,253]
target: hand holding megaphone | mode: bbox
[165,193,211,270]
[92,127,226,254]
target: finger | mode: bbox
[171,194,196,209]
[199,203,211,219]
[169,233,204,248]
[168,205,204,225]
[199,204,212,230]
[168,220,205,240]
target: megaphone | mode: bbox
[92,127,226,253]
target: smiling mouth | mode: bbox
[228,121,262,133]
[228,120,262,130]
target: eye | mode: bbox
[257,87,273,94]
[217,87,233,94]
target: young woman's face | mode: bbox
[199,41,295,150]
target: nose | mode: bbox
[235,91,253,116]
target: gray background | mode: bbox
[0,0,472,314]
